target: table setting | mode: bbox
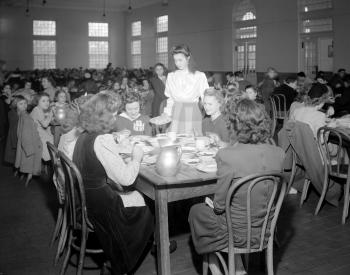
[115,131,221,176]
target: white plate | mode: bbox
[131,135,151,142]
[197,149,217,157]
[182,158,200,165]
[196,163,217,173]
[142,155,157,165]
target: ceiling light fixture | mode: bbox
[103,0,106,17]
[128,0,132,13]
[25,0,30,16]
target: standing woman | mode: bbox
[162,44,209,134]
[41,76,57,102]
[150,63,167,117]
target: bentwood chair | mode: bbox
[270,94,288,137]
[203,172,286,275]
[47,142,67,265]
[315,127,350,224]
[286,150,311,207]
[58,151,104,275]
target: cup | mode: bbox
[167,131,177,141]
[195,137,210,150]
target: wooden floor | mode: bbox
[1,148,350,275]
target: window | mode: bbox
[33,40,56,69]
[88,22,108,37]
[301,0,332,12]
[33,20,56,36]
[233,0,257,74]
[156,15,168,33]
[88,22,109,69]
[131,40,141,68]
[156,37,168,67]
[132,21,141,36]
[302,18,332,33]
[155,15,168,66]
[33,20,56,69]
[236,26,257,39]
[88,41,109,69]
[235,0,256,21]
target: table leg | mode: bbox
[155,189,171,275]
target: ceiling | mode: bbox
[1,0,166,12]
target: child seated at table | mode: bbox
[115,91,152,136]
[202,88,229,146]
[243,85,258,101]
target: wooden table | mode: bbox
[136,163,218,275]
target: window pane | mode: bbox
[132,55,142,68]
[301,0,332,12]
[156,37,168,53]
[234,0,256,21]
[34,55,56,69]
[88,41,109,69]
[236,26,257,39]
[302,18,332,33]
[132,21,141,36]
[88,23,108,37]
[33,20,56,36]
[131,40,141,55]
[156,53,168,67]
[157,15,168,33]
[33,40,56,55]
[89,54,109,69]
[89,41,109,55]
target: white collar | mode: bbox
[120,112,141,121]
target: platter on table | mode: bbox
[150,115,172,125]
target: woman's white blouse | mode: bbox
[163,70,209,116]
[93,134,145,207]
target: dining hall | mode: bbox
[1,0,350,274]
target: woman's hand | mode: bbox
[132,145,144,163]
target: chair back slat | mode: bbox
[317,127,350,178]
[225,172,286,257]
[47,142,65,204]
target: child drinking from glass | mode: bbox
[115,91,152,136]
[202,88,229,147]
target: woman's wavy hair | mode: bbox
[54,89,70,103]
[78,93,121,133]
[226,98,271,144]
[171,44,196,73]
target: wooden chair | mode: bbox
[286,150,311,207]
[47,142,67,265]
[315,127,350,224]
[58,151,104,275]
[270,94,288,137]
[203,172,286,275]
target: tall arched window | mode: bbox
[233,0,257,80]
[298,0,333,78]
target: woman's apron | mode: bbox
[170,101,203,135]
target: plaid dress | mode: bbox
[163,70,209,134]
[170,102,203,134]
